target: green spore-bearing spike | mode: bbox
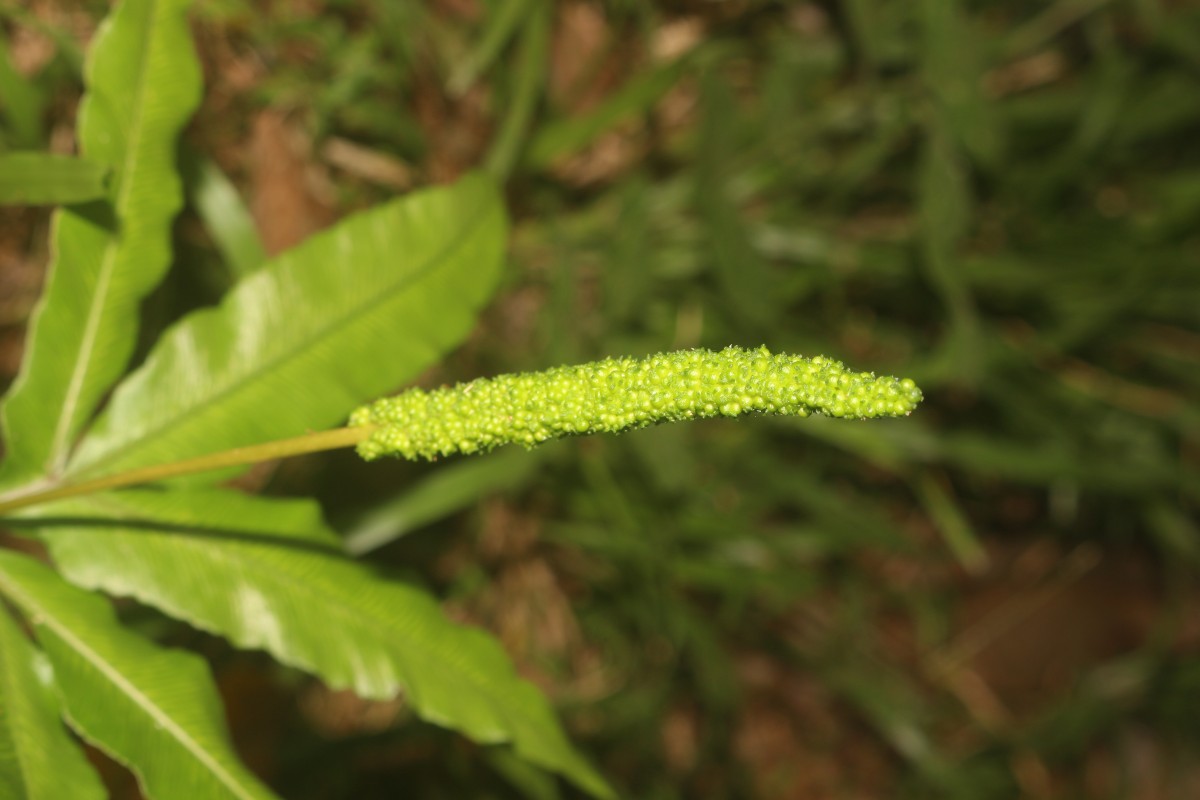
[350,346,923,462]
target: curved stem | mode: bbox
[0,426,372,516]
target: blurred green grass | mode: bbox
[3,0,1199,797]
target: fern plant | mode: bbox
[0,2,920,798]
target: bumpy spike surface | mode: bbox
[350,346,923,462]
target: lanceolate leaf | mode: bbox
[918,0,1004,167]
[24,489,614,798]
[526,55,691,169]
[0,604,106,800]
[0,0,202,487]
[695,71,780,330]
[67,173,506,481]
[181,152,268,280]
[0,550,276,800]
[343,446,551,556]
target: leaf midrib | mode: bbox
[70,186,496,479]
[0,565,261,800]
[68,493,546,740]
[0,622,37,797]
[50,0,162,476]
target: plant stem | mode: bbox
[0,426,372,516]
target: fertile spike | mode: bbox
[350,346,922,462]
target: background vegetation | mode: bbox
[2,0,1198,797]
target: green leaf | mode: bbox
[695,70,780,330]
[826,661,955,788]
[181,151,267,280]
[448,0,536,95]
[917,124,982,385]
[0,36,47,148]
[67,173,506,481]
[0,153,109,206]
[911,470,987,575]
[602,176,653,325]
[1001,0,1115,61]
[841,0,888,70]
[484,2,550,181]
[343,445,551,555]
[918,0,1003,166]
[0,550,276,800]
[24,488,614,798]
[0,604,106,800]
[0,0,202,484]
[526,55,690,168]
